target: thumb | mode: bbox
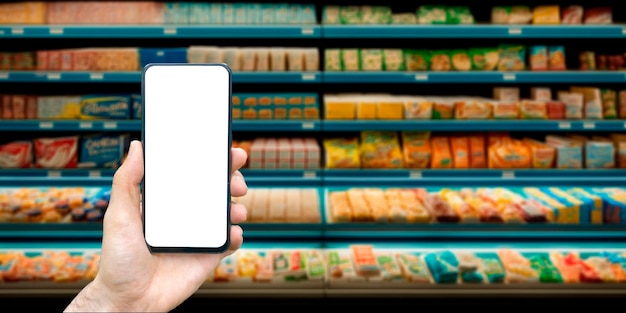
[106,140,144,226]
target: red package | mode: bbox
[584,7,612,24]
[11,95,26,119]
[1,95,12,119]
[34,136,78,169]
[0,141,33,168]
[561,6,583,24]
[47,50,62,71]
[25,95,38,119]
[546,101,565,119]
[36,50,49,71]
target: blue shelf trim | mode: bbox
[0,169,116,177]
[2,71,623,83]
[0,25,321,38]
[0,177,113,187]
[234,120,321,131]
[0,71,321,83]
[323,241,626,250]
[2,25,623,39]
[323,71,626,84]
[322,120,626,131]
[322,25,626,38]
[0,120,141,131]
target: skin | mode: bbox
[65,140,248,312]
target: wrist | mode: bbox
[64,279,118,312]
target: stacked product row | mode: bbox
[322,5,612,25]
[0,46,319,72]
[326,187,625,225]
[323,131,625,169]
[0,93,321,121]
[324,44,626,72]
[325,86,626,120]
[4,186,624,225]
[1,245,625,284]
[0,2,316,25]
[0,134,130,169]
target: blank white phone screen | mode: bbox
[143,64,230,250]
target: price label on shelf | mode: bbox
[0,72,8,79]
[301,73,316,81]
[90,73,104,80]
[301,27,314,35]
[414,73,429,81]
[303,171,317,179]
[508,27,522,35]
[11,27,23,35]
[47,171,62,178]
[49,27,64,35]
[47,73,61,80]
[39,121,54,129]
[623,122,626,129]
[558,121,571,129]
[103,122,118,129]
[622,27,626,35]
[88,170,101,178]
[301,122,315,129]
[502,171,515,179]
[583,122,596,129]
[409,171,422,179]
[163,27,177,35]
[0,30,5,35]
[502,73,516,81]
[79,122,93,129]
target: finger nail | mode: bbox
[127,140,139,159]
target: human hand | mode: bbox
[65,140,248,312]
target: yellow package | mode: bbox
[356,98,377,120]
[543,188,581,224]
[532,5,560,24]
[401,131,431,169]
[454,98,492,119]
[523,138,556,168]
[430,136,453,168]
[324,95,356,120]
[323,137,360,169]
[568,188,603,224]
[488,138,531,169]
[359,131,404,168]
[522,187,568,224]
[377,99,404,119]
[404,96,433,119]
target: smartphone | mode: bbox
[142,63,232,253]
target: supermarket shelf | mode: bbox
[322,169,626,187]
[322,71,626,83]
[239,223,323,239]
[0,168,116,177]
[0,120,140,131]
[0,25,321,38]
[0,71,321,83]
[0,120,323,132]
[322,24,626,39]
[322,224,626,240]
[0,177,112,187]
[239,169,322,186]
[234,120,321,131]
[322,120,626,131]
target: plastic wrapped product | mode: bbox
[424,251,459,284]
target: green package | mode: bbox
[339,6,361,24]
[498,44,526,71]
[469,48,487,70]
[601,89,618,119]
[404,49,430,71]
[447,6,474,24]
[359,49,383,71]
[417,5,447,24]
[361,6,392,24]
[383,49,405,71]
[322,5,341,24]
[341,48,360,71]
[529,254,563,283]
[324,49,341,71]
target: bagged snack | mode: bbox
[430,50,451,71]
[430,136,453,168]
[548,46,566,70]
[382,49,404,71]
[446,6,474,24]
[483,47,500,70]
[619,90,626,119]
[450,136,469,168]
[401,131,431,169]
[359,131,403,168]
[469,135,487,168]
[523,138,556,169]
[561,6,583,24]
[404,50,430,71]
[529,45,548,71]
[488,137,531,169]
[323,137,360,168]
[417,5,447,24]
[431,97,455,119]
[450,49,471,71]
[403,96,433,119]
[339,6,361,24]
[359,49,383,71]
[498,44,526,71]
[324,49,341,71]
[601,89,618,119]
[455,97,492,119]
[584,7,612,24]
[340,49,360,71]
[509,6,533,24]
[532,5,560,24]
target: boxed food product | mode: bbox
[34,136,79,169]
[359,49,383,71]
[557,91,584,119]
[561,6,583,24]
[78,133,130,169]
[570,87,603,119]
[532,6,560,24]
[404,49,430,71]
[0,141,33,169]
[545,135,583,169]
[584,7,612,24]
[340,48,360,71]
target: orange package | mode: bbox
[523,138,556,168]
[469,135,487,168]
[401,131,431,168]
[450,136,469,168]
[488,137,532,169]
[430,136,453,168]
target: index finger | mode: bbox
[231,147,247,172]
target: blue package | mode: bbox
[131,94,141,119]
[424,251,459,284]
[139,48,187,67]
[79,133,130,168]
[80,94,131,119]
